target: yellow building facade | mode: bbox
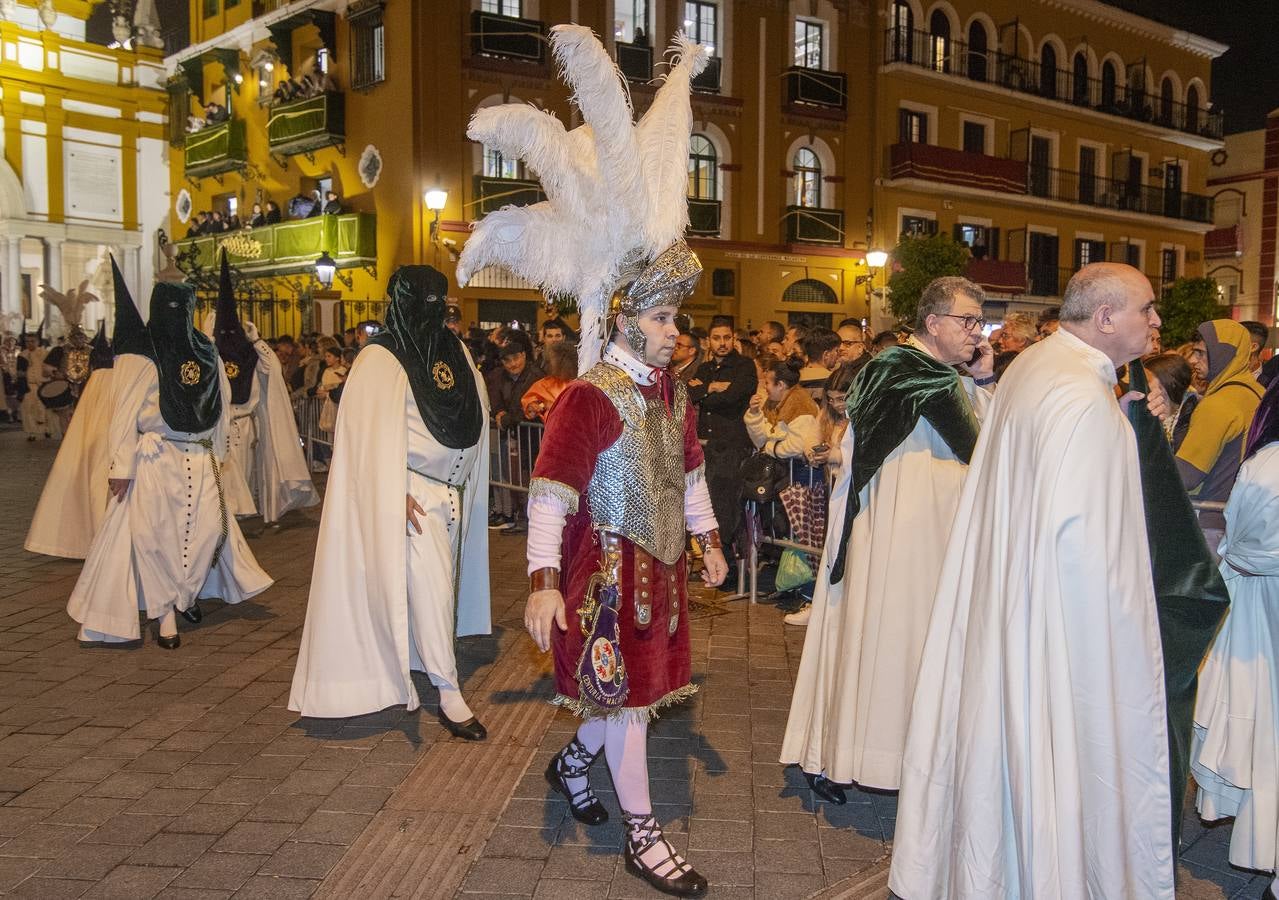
[873,0,1226,324]
[167,0,1226,336]
[0,0,167,332]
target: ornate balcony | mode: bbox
[883,27,1223,141]
[183,119,247,179]
[966,258,1027,294]
[473,176,546,217]
[687,198,721,237]
[888,143,1027,193]
[172,213,376,277]
[470,10,545,65]
[267,92,345,158]
[784,206,843,245]
[616,42,652,82]
[783,66,847,114]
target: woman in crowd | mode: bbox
[249,203,266,228]
[264,200,282,224]
[745,358,820,457]
[316,344,347,433]
[1191,380,1279,900]
[520,339,576,422]
[1146,351,1199,451]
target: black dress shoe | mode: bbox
[805,771,848,805]
[437,708,486,741]
[179,602,202,624]
[156,632,181,650]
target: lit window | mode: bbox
[685,1,718,55]
[481,0,521,15]
[484,145,524,180]
[794,19,823,69]
[793,148,822,207]
[688,134,718,200]
[614,0,649,44]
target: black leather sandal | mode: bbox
[621,811,708,897]
[544,736,608,825]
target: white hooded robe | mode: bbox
[888,328,1175,900]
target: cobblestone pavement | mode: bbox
[0,430,1269,899]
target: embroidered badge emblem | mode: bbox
[590,637,620,683]
[224,361,240,379]
[432,361,455,390]
[179,360,202,385]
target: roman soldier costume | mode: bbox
[457,24,717,898]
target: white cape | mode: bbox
[1192,441,1279,873]
[889,329,1175,900]
[288,344,491,717]
[25,368,113,558]
[780,373,990,789]
[67,354,274,638]
[250,340,318,523]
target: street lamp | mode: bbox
[424,188,447,242]
[314,251,337,289]
[865,249,888,269]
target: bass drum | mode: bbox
[37,378,73,409]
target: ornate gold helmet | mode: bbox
[617,241,702,317]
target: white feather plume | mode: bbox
[456,26,706,375]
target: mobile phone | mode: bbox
[968,346,982,366]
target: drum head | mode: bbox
[38,379,72,409]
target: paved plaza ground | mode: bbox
[0,429,1270,899]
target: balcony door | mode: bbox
[1078,146,1098,205]
[1163,162,1183,219]
[1028,232,1059,295]
[1028,135,1052,198]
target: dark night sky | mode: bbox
[1102,0,1279,134]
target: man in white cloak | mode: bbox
[889,263,1178,899]
[1192,380,1279,900]
[67,260,273,650]
[779,276,993,801]
[25,327,115,558]
[288,266,491,739]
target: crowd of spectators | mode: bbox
[186,191,342,238]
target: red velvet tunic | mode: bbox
[532,376,704,716]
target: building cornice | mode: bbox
[1034,0,1229,59]
[164,0,347,73]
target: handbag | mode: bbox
[739,452,789,502]
[574,568,629,711]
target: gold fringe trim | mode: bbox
[685,462,705,488]
[529,477,580,515]
[550,683,699,724]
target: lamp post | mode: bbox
[864,249,889,326]
[424,188,447,246]
[313,251,342,334]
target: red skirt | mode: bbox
[551,514,694,719]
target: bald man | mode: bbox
[890,264,1221,900]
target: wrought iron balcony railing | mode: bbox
[783,66,847,111]
[172,213,376,277]
[692,56,722,94]
[470,10,546,65]
[267,92,345,157]
[687,198,721,236]
[473,176,546,217]
[184,119,247,179]
[616,41,652,82]
[883,26,1223,140]
[784,205,844,245]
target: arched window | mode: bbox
[967,21,988,82]
[1160,77,1174,125]
[1101,60,1117,109]
[782,278,838,304]
[793,147,822,208]
[1187,85,1200,133]
[929,10,950,73]
[1039,44,1057,99]
[1072,52,1089,105]
[483,145,523,179]
[688,134,718,200]
[892,1,913,63]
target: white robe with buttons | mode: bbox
[288,344,491,718]
[66,353,274,639]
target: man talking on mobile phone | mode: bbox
[779,276,994,803]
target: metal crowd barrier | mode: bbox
[490,421,543,493]
[292,395,333,470]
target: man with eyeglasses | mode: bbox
[891,262,1223,900]
[667,326,701,385]
[781,276,995,805]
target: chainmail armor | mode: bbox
[581,362,688,565]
